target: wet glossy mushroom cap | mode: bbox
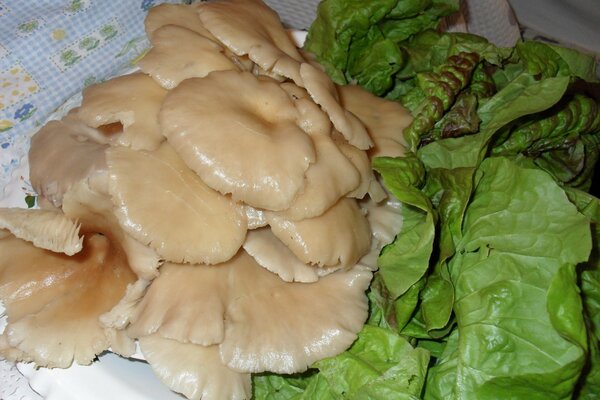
[267,198,372,267]
[28,110,109,208]
[128,262,230,346]
[138,25,239,89]
[160,71,315,211]
[145,3,215,39]
[299,62,373,150]
[107,143,248,265]
[0,213,137,367]
[222,251,372,374]
[197,0,305,84]
[338,83,411,158]
[139,335,251,400]
[128,250,371,375]
[243,228,340,282]
[275,133,360,221]
[62,178,162,280]
[78,73,168,151]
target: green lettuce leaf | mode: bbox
[425,157,591,399]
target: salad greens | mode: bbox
[255,0,600,398]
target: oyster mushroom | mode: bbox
[78,73,168,151]
[62,177,162,280]
[160,71,315,211]
[106,143,248,265]
[0,209,137,367]
[139,335,251,400]
[267,198,372,267]
[243,228,340,282]
[28,109,109,208]
[299,62,373,150]
[128,250,371,375]
[338,83,411,158]
[145,3,215,39]
[197,0,305,84]
[138,25,239,89]
[128,262,229,346]
[276,133,360,221]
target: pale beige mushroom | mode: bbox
[128,262,229,346]
[160,71,315,211]
[222,251,372,374]
[243,228,340,282]
[276,133,360,221]
[299,62,373,150]
[138,25,239,89]
[145,3,215,39]
[338,84,411,158]
[139,335,251,400]
[197,0,305,85]
[62,177,162,280]
[332,131,387,202]
[267,198,371,267]
[280,82,332,137]
[144,3,254,72]
[128,250,371,375]
[0,208,82,255]
[107,143,248,265]
[78,73,168,151]
[29,109,109,208]
[0,223,137,367]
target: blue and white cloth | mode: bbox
[0,0,189,207]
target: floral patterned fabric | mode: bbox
[0,0,188,207]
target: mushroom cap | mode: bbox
[128,250,371,375]
[243,228,341,283]
[281,83,333,138]
[267,198,372,267]
[145,3,215,39]
[197,0,305,84]
[139,335,251,400]
[160,71,315,211]
[244,205,268,229]
[0,208,82,255]
[107,143,248,265]
[62,177,162,280]
[138,25,239,89]
[128,262,229,346]
[222,251,372,374]
[299,62,373,150]
[0,232,137,368]
[29,110,109,208]
[337,84,411,158]
[78,73,168,151]
[276,133,360,221]
[332,131,387,202]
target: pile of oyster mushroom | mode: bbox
[0,1,412,399]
